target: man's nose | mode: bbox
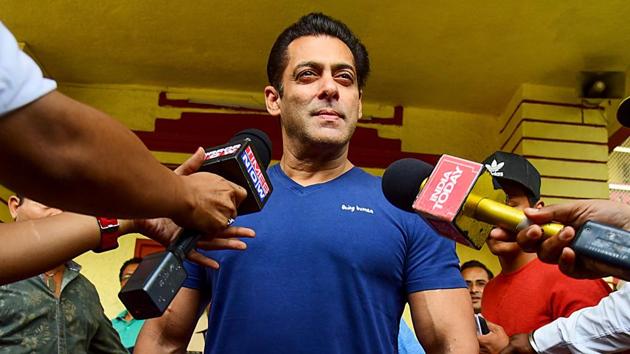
[317,73,339,100]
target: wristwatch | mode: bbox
[93,217,121,253]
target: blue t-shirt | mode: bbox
[183,164,465,354]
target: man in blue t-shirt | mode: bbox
[136,13,478,354]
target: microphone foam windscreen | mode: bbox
[617,97,630,128]
[230,129,273,168]
[382,158,434,212]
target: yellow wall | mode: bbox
[74,234,143,318]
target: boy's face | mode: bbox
[486,179,539,256]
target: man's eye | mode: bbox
[297,70,317,79]
[335,72,355,85]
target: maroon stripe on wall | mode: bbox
[608,127,630,152]
[541,175,608,183]
[500,99,605,135]
[158,92,267,113]
[136,93,436,169]
[521,154,607,164]
[541,195,608,200]
[358,105,404,125]
[508,137,607,153]
[501,118,607,150]
[509,138,608,156]
[158,92,404,126]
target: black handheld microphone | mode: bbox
[118,129,273,319]
[382,157,630,281]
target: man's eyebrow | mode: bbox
[293,61,356,73]
[331,63,356,73]
[294,61,322,72]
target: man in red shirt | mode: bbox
[477,151,611,353]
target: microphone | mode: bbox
[119,129,273,319]
[382,155,630,280]
[382,155,563,250]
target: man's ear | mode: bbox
[264,86,281,117]
[7,195,21,220]
[535,200,545,209]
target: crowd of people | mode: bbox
[1,11,629,354]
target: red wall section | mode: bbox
[133,92,439,169]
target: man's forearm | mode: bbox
[0,91,190,220]
[0,214,149,285]
[135,289,201,354]
[0,213,100,284]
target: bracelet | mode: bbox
[93,217,121,253]
[528,330,541,353]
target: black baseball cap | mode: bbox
[482,151,541,201]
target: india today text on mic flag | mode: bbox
[413,155,497,249]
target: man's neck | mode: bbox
[44,264,66,298]
[45,264,66,277]
[280,142,354,186]
[498,251,537,274]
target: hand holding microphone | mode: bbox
[130,148,255,269]
[174,158,247,234]
[494,200,630,280]
[382,155,630,281]
[382,156,563,250]
[120,128,273,319]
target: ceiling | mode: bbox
[2,1,630,115]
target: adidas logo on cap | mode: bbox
[485,159,504,177]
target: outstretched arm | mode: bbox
[0,91,247,234]
[490,200,630,279]
[0,149,254,285]
[0,214,253,285]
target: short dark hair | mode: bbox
[119,257,143,281]
[266,12,370,95]
[460,260,494,280]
